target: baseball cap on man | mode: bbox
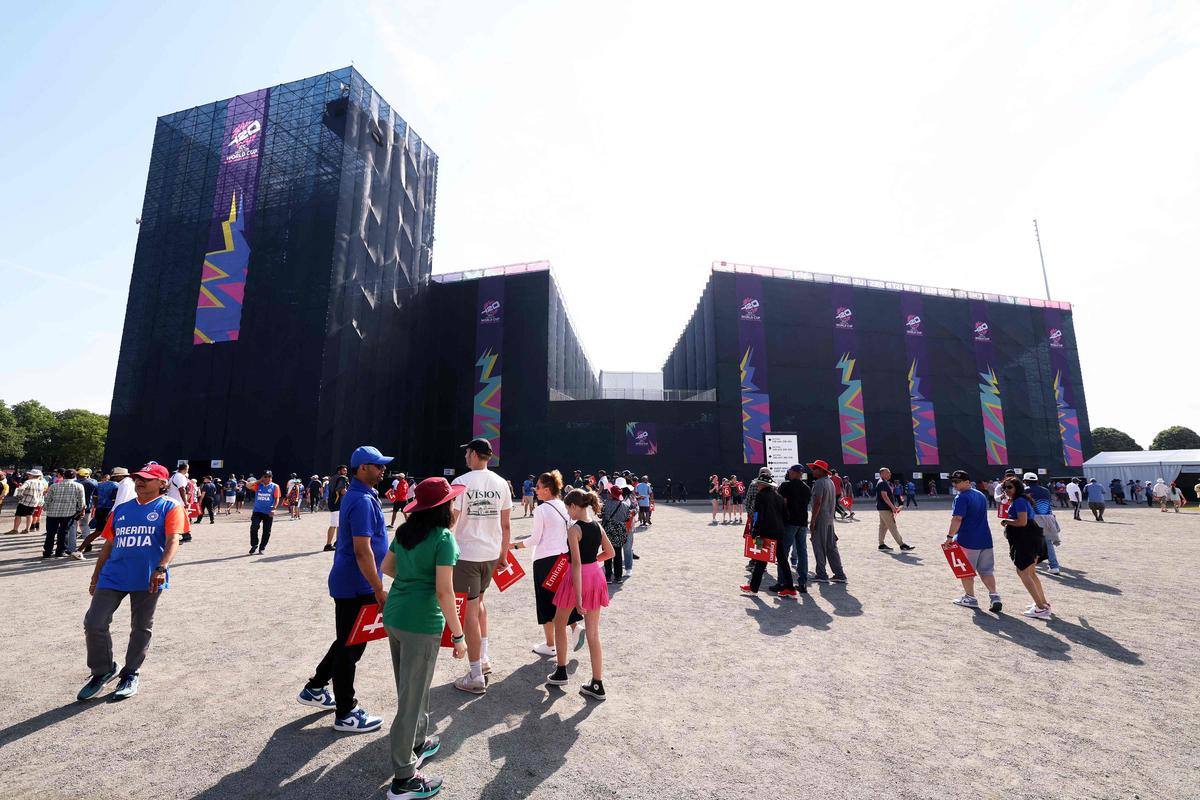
[350,445,394,468]
[806,459,830,473]
[1023,472,1039,482]
[950,469,970,482]
[133,464,170,482]
[460,438,493,456]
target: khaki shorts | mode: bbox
[454,559,497,599]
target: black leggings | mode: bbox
[250,511,273,550]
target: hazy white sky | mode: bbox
[1,1,1196,448]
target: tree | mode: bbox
[0,401,24,465]
[1090,427,1142,453]
[1150,426,1200,451]
[11,400,56,467]
[51,409,108,468]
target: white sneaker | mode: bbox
[333,706,383,733]
[1046,566,1061,575]
[454,673,487,694]
[69,551,84,560]
[1023,606,1052,620]
[532,642,556,657]
[952,595,979,608]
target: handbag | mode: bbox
[601,502,627,549]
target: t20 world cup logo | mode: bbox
[973,321,990,342]
[905,314,923,336]
[480,299,502,324]
[740,297,761,321]
[1048,328,1064,348]
[225,119,262,163]
[835,306,854,329]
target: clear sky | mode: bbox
[1,1,1196,448]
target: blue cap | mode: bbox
[350,445,395,468]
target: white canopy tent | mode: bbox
[1082,450,1200,488]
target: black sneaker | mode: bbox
[632,553,640,559]
[77,662,119,701]
[989,597,1003,613]
[830,575,848,583]
[798,584,808,593]
[810,575,829,583]
[388,771,443,799]
[579,679,606,700]
[878,544,893,551]
[546,666,568,686]
[248,547,257,555]
[766,584,784,594]
[899,544,915,551]
[180,533,192,543]
[323,544,335,552]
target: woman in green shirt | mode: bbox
[380,477,467,800]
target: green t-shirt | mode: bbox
[383,526,459,635]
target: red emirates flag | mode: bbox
[942,541,977,579]
[492,550,526,592]
[346,603,388,646]
[743,534,777,563]
[541,553,570,591]
[440,592,468,648]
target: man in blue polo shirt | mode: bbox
[1024,473,1062,575]
[945,469,1002,613]
[297,445,393,733]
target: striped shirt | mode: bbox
[44,480,85,517]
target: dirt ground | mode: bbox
[0,497,1196,800]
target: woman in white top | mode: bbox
[511,470,584,657]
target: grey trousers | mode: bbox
[810,519,846,579]
[386,625,441,781]
[84,588,162,678]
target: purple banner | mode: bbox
[832,284,867,464]
[625,422,658,456]
[472,277,504,465]
[969,300,1007,465]
[194,89,270,345]
[901,293,939,465]
[735,274,771,463]
[1044,309,1083,467]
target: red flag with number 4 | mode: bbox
[346,603,388,646]
[440,592,468,648]
[743,534,777,563]
[942,541,977,578]
[492,550,526,592]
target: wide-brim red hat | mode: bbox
[806,459,831,473]
[608,485,623,500]
[403,477,467,514]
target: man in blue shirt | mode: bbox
[298,445,393,734]
[82,470,120,554]
[1024,473,1062,575]
[1084,479,1106,521]
[945,470,1002,613]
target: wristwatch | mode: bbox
[154,565,168,574]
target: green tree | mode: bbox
[0,401,25,464]
[1149,426,1200,451]
[1090,427,1142,453]
[11,400,56,467]
[50,409,108,469]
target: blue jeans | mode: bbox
[782,525,808,587]
[1044,536,1059,569]
[622,532,634,574]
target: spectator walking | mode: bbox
[999,477,1052,619]
[1168,482,1186,512]
[44,468,86,559]
[308,475,322,513]
[297,446,393,733]
[74,468,98,544]
[1084,479,1107,521]
[875,467,914,553]
[740,478,795,595]
[167,463,194,543]
[388,473,409,529]
[904,479,918,508]
[325,465,349,552]
[1152,478,1169,511]
[196,476,217,524]
[82,469,120,553]
[1065,478,1083,520]
[246,471,281,554]
[945,470,1002,613]
[1024,473,1062,576]
[807,460,847,583]
[6,468,47,535]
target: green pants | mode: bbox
[386,625,442,780]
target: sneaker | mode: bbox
[899,544,915,551]
[632,553,640,559]
[546,666,569,686]
[1023,606,1052,620]
[248,547,257,555]
[574,625,587,652]
[798,585,808,594]
[579,679,606,700]
[810,575,829,583]
[414,735,441,768]
[297,685,336,710]
[333,706,383,733]
[532,642,556,657]
[388,771,443,800]
[767,584,784,594]
[739,584,757,594]
[779,588,798,597]
[830,575,848,583]
[323,544,335,552]
[877,544,893,551]
[952,595,979,608]
[69,551,83,560]
[110,673,139,700]
[1046,566,1061,575]
[77,662,119,701]
[989,597,1003,613]
[454,674,487,694]
[481,659,492,676]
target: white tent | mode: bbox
[1082,450,1200,488]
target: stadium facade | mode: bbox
[107,68,1091,490]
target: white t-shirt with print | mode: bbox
[451,468,513,562]
[168,472,189,503]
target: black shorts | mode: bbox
[15,503,35,517]
[392,499,404,512]
[1005,527,1046,571]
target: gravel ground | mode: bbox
[0,499,1196,800]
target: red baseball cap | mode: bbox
[403,477,467,514]
[133,464,170,482]
[806,459,831,473]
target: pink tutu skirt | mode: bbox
[552,561,610,611]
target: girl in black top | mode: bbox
[547,489,614,699]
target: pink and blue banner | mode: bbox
[969,300,1007,465]
[832,285,868,464]
[194,89,270,345]
[1044,309,1083,467]
[735,274,771,463]
[901,293,939,465]
[472,277,504,465]
[625,422,658,456]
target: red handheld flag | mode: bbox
[743,534,777,563]
[942,541,977,578]
[492,550,526,592]
[346,603,388,646]
[440,592,468,648]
